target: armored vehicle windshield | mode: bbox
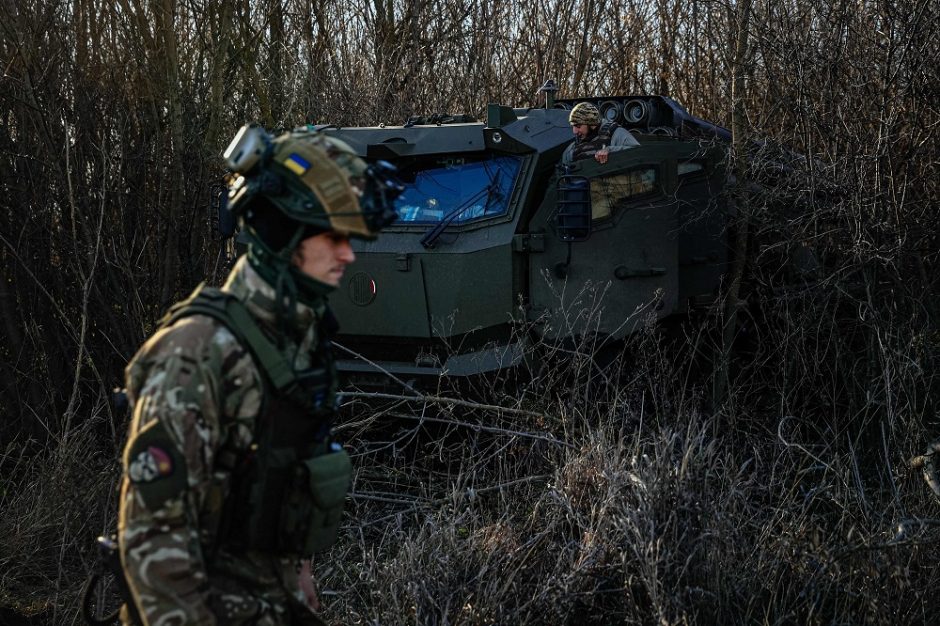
[394,154,522,225]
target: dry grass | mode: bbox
[314,316,940,625]
[0,415,121,625]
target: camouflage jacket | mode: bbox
[118,257,332,626]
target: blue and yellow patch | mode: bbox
[283,153,312,175]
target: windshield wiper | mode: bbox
[420,171,502,249]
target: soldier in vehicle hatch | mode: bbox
[561,101,639,165]
[117,125,401,625]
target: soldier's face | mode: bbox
[293,231,356,286]
[572,124,591,140]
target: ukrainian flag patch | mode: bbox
[283,153,311,175]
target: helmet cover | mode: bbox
[569,102,601,126]
[225,126,401,242]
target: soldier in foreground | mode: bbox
[561,101,639,165]
[117,125,400,625]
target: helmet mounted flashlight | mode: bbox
[223,123,273,174]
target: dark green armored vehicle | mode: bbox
[320,92,731,380]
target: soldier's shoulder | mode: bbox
[142,313,243,357]
[610,125,639,145]
[127,313,258,388]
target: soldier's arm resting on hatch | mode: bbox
[119,318,259,625]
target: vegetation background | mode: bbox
[1,0,938,624]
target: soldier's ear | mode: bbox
[124,416,188,510]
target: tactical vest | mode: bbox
[158,284,351,556]
[572,122,620,161]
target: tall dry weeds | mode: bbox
[327,316,938,624]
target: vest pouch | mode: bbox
[280,446,351,554]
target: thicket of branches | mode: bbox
[1,0,938,624]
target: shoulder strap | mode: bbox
[160,284,299,394]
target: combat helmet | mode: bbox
[223,124,402,246]
[568,102,601,127]
[220,124,403,320]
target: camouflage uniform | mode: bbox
[118,256,334,625]
[117,124,401,626]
